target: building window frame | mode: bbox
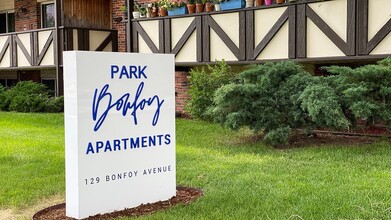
[41,2,55,29]
[0,11,15,33]
[41,78,56,96]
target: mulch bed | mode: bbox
[33,186,203,220]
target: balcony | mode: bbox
[129,0,391,65]
[0,27,118,69]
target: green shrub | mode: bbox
[212,61,317,145]
[324,58,391,129]
[0,81,63,113]
[45,96,64,113]
[0,85,7,111]
[187,60,236,120]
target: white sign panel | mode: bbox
[63,51,176,219]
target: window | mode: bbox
[42,3,55,28]
[42,79,56,96]
[0,79,18,87]
[0,12,15,33]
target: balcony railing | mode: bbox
[0,28,56,69]
[0,27,118,69]
[130,0,391,65]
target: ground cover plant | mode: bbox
[1,112,391,219]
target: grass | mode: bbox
[1,112,391,219]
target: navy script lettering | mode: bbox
[92,82,164,131]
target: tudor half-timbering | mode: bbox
[0,0,123,95]
[131,0,391,64]
[1,0,391,112]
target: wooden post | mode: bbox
[126,0,134,52]
[55,0,64,96]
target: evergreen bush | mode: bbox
[212,61,319,145]
[324,58,391,129]
[0,81,64,113]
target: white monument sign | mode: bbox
[63,51,176,219]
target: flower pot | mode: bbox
[205,2,214,12]
[264,0,272,5]
[132,11,140,19]
[214,3,221,11]
[220,0,245,10]
[150,7,158,17]
[159,7,168,16]
[187,3,196,14]
[255,0,263,6]
[168,6,188,16]
[276,0,285,3]
[245,0,254,7]
[196,3,204,13]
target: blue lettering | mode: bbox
[104,140,112,152]
[113,139,121,151]
[130,137,139,149]
[142,136,148,147]
[120,66,129,79]
[91,82,164,131]
[111,65,119,79]
[96,141,104,153]
[130,66,137,78]
[149,136,156,146]
[164,134,171,145]
[86,142,95,154]
[122,138,128,150]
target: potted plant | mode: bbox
[167,0,188,16]
[255,0,263,6]
[187,0,196,14]
[158,0,169,16]
[133,3,141,19]
[147,2,159,17]
[264,0,272,5]
[276,0,285,3]
[205,0,214,12]
[195,0,206,13]
[139,5,147,18]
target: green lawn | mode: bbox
[1,112,391,219]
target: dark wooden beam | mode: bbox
[367,19,391,54]
[37,31,54,65]
[0,37,10,63]
[253,8,288,60]
[196,16,202,62]
[297,4,306,58]
[132,22,160,53]
[208,14,241,60]
[164,19,171,53]
[357,0,368,55]
[202,15,210,62]
[32,31,38,66]
[246,10,254,61]
[238,11,246,61]
[171,19,197,56]
[55,0,63,96]
[159,20,165,53]
[346,0,356,55]
[306,5,349,55]
[14,35,32,66]
[288,5,296,59]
